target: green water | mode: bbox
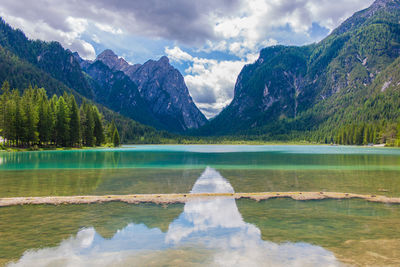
[1,145,400,171]
[1,145,400,197]
[1,199,400,266]
[0,145,400,266]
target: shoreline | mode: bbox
[1,143,398,153]
[0,146,110,153]
[1,192,400,207]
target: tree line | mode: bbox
[333,122,400,146]
[0,81,120,148]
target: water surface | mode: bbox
[0,146,400,266]
[1,145,399,197]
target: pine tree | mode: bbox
[107,119,117,144]
[37,88,52,145]
[353,125,364,145]
[0,81,10,143]
[81,103,94,147]
[3,93,16,146]
[396,122,400,147]
[92,106,104,146]
[68,95,80,147]
[0,86,111,148]
[368,125,374,144]
[55,96,70,147]
[49,95,58,145]
[113,127,120,147]
[363,125,370,145]
[13,90,24,147]
[21,86,38,145]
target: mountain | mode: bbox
[0,18,176,143]
[95,50,207,132]
[2,0,399,143]
[198,0,400,142]
[0,16,206,133]
[74,53,160,128]
[0,19,94,99]
[95,49,141,76]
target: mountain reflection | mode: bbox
[11,167,339,266]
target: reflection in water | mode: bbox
[1,146,400,171]
[11,167,339,266]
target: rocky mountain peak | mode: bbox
[98,49,117,58]
[129,56,208,131]
[333,0,400,35]
[158,56,170,65]
[96,49,130,71]
[72,52,83,63]
[372,0,400,7]
[85,50,207,131]
[369,0,400,12]
[198,0,400,136]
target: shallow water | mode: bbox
[0,145,400,197]
[1,145,400,171]
[0,145,400,266]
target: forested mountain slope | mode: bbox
[0,18,206,133]
[198,0,400,144]
[95,50,207,132]
[0,20,173,143]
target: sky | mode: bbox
[0,0,374,118]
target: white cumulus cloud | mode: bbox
[165,46,194,62]
[0,0,375,117]
[0,12,96,60]
[166,46,256,118]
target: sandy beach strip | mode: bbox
[0,192,400,207]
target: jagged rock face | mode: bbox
[96,51,207,132]
[95,49,141,76]
[34,43,95,99]
[129,56,207,131]
[231,46,308,120]
[76,56,159,128]
[204,46,309,133]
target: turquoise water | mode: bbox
[0,145,399,197]
[0,145,400,266]
[1,145,400,171]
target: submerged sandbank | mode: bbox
[0,192,400,207]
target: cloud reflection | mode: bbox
[10,167,340,266]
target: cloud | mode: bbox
[94,23,123,35]
[11,168,339,267]
[163,0,373,117]
[165,46,193,62]
[0,0,375,116]
[0,0,243,47]
[205,0,374,57]
[0,11,96,59]
[166,46,252,118]
[0,0,373,51]
[91,34,100,44]
[68,39,96,60]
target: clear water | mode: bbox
[0,145,400,266]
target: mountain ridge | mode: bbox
[0,17,207,133]
[196,0,400,142]
[0,18,177,143]
[94,50,208,132]
[1,0,399,144]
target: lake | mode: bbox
[0,145,400,266]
